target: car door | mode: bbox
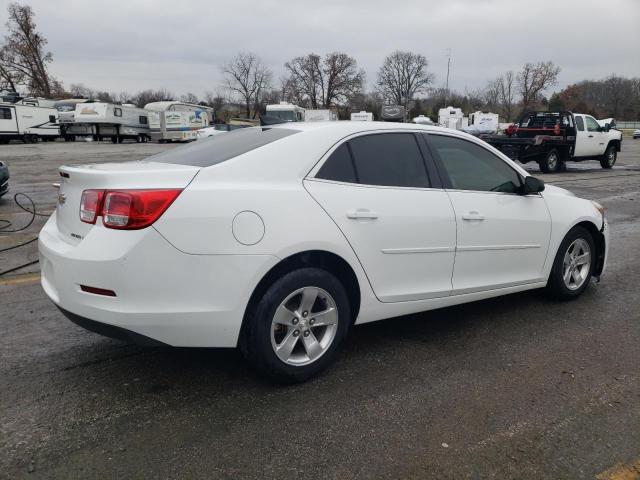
[425,133,551,294]
[584,115,607,156]
[304,132,457,302]
[574,114,601,157]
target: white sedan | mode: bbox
[195,126,228,139]
[39,122,609,382]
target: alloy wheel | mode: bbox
[270,287,339,366]
[562,238,591,290]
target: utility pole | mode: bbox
[444,49,451,108]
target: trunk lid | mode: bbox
[56,161,200,245]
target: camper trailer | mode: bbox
[65,102,150,143]
[145,101,213,142]
[0,103,59,143]
[438,106,467,129]
[412,115,434,125]
[304,109,337,122]
[350,111,374,121]
[265,102,305,122]
[464,111,499,134]
[380,105,406,122]
[54,99,93,141]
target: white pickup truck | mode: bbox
[481,111,623,173]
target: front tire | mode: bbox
[600,145,617,169]
[241,267,351,383]
[546,226,595,300]
[539,149,562,173]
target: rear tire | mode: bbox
[241,267,351,383]
[539,149,561,173]
[546,226,595,300]
[600,145,617,169]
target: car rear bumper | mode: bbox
[39,213,279,347]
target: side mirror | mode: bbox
[522,176,545,195]
[603,123,611,132]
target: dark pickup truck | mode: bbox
[480,111,622,173]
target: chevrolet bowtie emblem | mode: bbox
[57,192,66,205]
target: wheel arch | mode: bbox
[606,139,621,152]
[239,250,362,344]
[573,220,606,277]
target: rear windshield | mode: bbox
[150,127,299,167]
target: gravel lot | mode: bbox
[1,137,640,479]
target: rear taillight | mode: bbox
[79,189,182,230]
[80,189,105,224]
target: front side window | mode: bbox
[139,116,148,124]
[585,116,600,132]
[575,116,585,131]
[428,134,521,193]
[0,107,12,120]
[348,133,429,188]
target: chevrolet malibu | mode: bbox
[39,122,608,382]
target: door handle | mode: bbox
[462,211,485,221]
[588,135,594,138]
[347,209,378,220]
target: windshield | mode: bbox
[150,127,299,167]
[266,110,296,121]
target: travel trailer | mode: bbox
[438,106,467,129]
[304,109,337,122]
[0,103,59,143]
[265,102,305,122]
[350,111,374,121]
[464,111,499,134]
[380,105,406,122]
[54,99,93,141]
[145,101,213,142]
[412,115,434,125]
[65,102,150,143]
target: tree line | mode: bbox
[1,2,639,122]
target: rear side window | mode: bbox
[429,134,521,193]
[150,127,299,167]
[575,116,585,131]
[317,143,357,183]
[349,133,429,188]
[139,116,148,124]
[0,107,12,120]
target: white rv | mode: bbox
[54,99,93,141]
[304,109,337,122]
[0,103,59,143]
[145,101,213,142]
[350,111,374,122]
[465,111,499,134]
[438,106,467,129]
[265,102,305,122]
[65,102,150,143]
[412,115,434,125]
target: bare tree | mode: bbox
[69,83,94,98]
[376,51,434,109]
[284,52,364,108]
[0,3,60,96]
[131,88,174,108]
[180,92,200,104]
[517,61,560,111]
[497,71,516,121]
[222,52,272,118]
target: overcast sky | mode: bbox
[1,0,639,98]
